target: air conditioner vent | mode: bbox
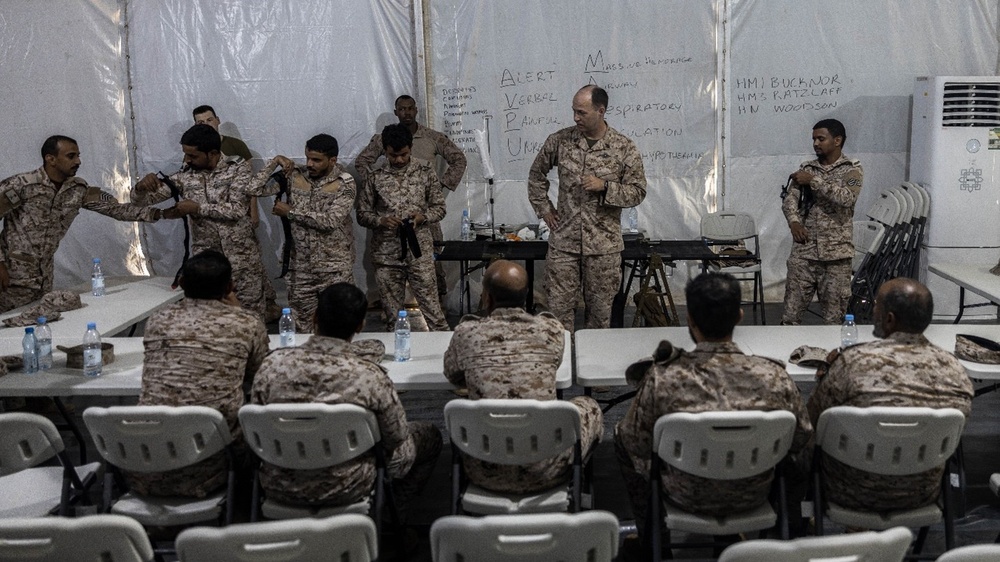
[941,82,1000,127]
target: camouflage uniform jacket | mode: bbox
[528,125,646,255]
[443,308,564,400]
[618,340,813,516]
[355,123,467,191]
[131,159,277,259]
[250,335,414,506]
[0,167,160,293]
[260,160,355,274]
[807,331,973,511]
[782,155,863,261]
[132,297,268,497]
[356,158,445,266]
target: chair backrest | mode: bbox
[0,413,64,477]
[238,403,381,470]
[717,525,912,562]
[444,399,581,466]
[815,406,966,476]
[935,544,1000,562]
[175,514,377,562]
[430,511,620,562]
[852,220,886,270]
[867,191,903,226]
[83,405,233,473]
[0,514,154,562]
[701,212,758,242]
[652,410,797,480]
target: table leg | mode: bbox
[954,288,965,324]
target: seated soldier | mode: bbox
[808,277,974,511]
[251,282,441,511]
[443,260,603,494]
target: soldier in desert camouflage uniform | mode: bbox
[781,118,863,325]
[528,85,646,331]
[444,260,602,493]
[0,135,170,312]
[128,250,269,497]
[616,272,812,538]
[133,124,278,320]
[808,278,973,511]
[261,134,356,331]
[356,94,467,305]
[356,124,448,331]
[251,282,441,511]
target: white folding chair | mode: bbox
[175,514,378,562]
[813,407,966,554]
[0,412,98,518]
[443,399,585,515]
[238,403,399,532]
[717,525,912,562]
[0,514,154,562]
[83,405,236,527]
[430,511,620,562]
[935,544,1000,562]
[852,220,885,273]
[649,410,798,559]
[700,212,766,324]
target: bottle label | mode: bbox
[84,348,102,367]
[92,277,105,296]
[280,332,295,347]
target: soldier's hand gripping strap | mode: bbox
[271,171,294,278]
[158,172,190,289]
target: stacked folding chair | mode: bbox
[848,183,930,321]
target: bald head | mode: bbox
[575,84,608,110]
[874,277,933,337]
[482,260,529,311]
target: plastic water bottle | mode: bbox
[83,322,102,377]
[840,314,858,348]
[279,308,296,347]
[394,310,411,362]
[460,209,473,241]
[22,327,38,374]
[35,317,52,371]
[91,258,105,296]
[627,207,639,233]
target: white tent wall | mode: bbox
[1,0,998,307]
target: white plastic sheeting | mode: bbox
[0,0,998,304]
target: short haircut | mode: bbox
[181,250,232,300]
[305,134,339,157]
[685,272,742,339]
[192,105,217,118]
[483,272,528,309]
[813,118,847,146]
[882,279,933,332]
[315,283,367,339]
[180,124,222,154]
[581,85,609,110]
[381,123,413,151]
[395,94,415,107]
[41,135,77,159]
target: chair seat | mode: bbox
[111,490,226,527]
[261,497,370,520]
[0,463,99,518]
[664,500,776,535]
[990,473,1000,497]
[826,501,942,530]
[717,264,761,274]
[461,483,569,515]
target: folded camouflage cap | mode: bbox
[955,334,1000,364]
[789,345,832,367]
[2,291,82,327]
[625,339,682,386]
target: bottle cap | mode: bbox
[399,310,408,318]
[845,314,854,321]
[282,308,291,315]
[93,258,101,264]
[463,209,469,216]
[37,316,46,324]
[25,327,34,334]
[87,322,97,330]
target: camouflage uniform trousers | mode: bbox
[375,256,449,332]
[229,250,267,321]
[781,255,851,325]
[287,268,353,332]
[389,421,442,518]
[462,396,603,494]
[0,284,44,313]
[545,247,621,331]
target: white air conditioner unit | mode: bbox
[910,76,1000,318]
